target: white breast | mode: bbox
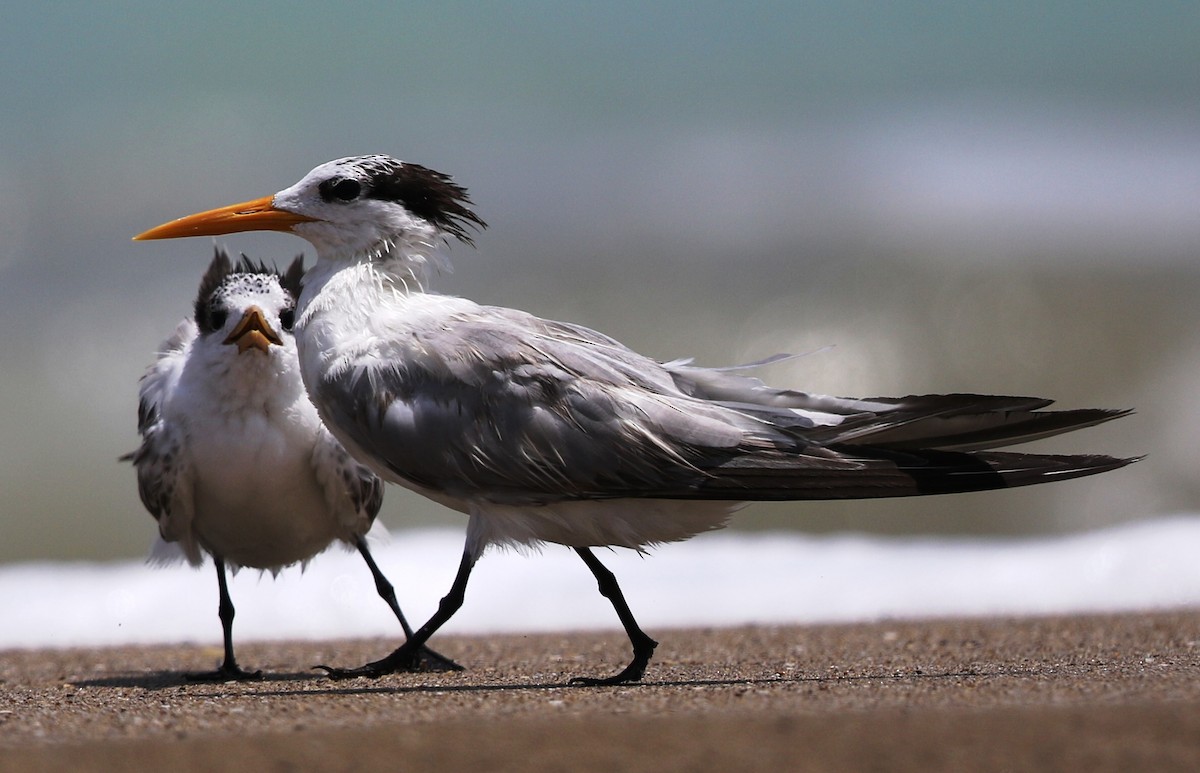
[167,341,349,570]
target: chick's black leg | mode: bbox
[187,555,262,682]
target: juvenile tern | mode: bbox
[136,155,1135,685]
[124,246,458,679]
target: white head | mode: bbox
[135,155,486,267]
[192,246,303,359]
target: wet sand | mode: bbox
[2,610,1198,771]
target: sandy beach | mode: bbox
[2,610,1198,771]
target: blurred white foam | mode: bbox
[1,516,1197,650]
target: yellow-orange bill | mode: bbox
[133,195,315,241]
[224,307,283,354]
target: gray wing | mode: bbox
[311,423,384,537]
[663,360,1131,451]
[317,305,1133,505]
[319,306,787,504]
[122,320,202,562]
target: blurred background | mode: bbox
[1,1,1196,563]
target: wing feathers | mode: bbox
[685,450,1136,501]
[316,300,1135,507]
[822,405,1133,451]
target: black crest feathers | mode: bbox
[193,246,305,332]
[194,246,235,325]
[362,157,487,246]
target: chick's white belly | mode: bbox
[189,424,340,569]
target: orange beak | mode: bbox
[224,306,283,354]
[133,195,315,241]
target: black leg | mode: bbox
[355,537,414,637]
[318,549,476,679]
[569,547,658,686]
[355,537,463,672]
[186,555,262,682]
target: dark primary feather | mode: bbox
[683,449,1135,501]
[665,363,1131,451]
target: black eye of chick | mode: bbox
[280,307,295,331]
[208,308,227,331]
[319,177,362,203]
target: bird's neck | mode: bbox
[297,223,449,292]
[294,252,430,390]
[299,238,425,310]
[297,259,395,334]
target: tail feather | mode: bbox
[678,449,1138,501]
[825,405,1133,452]
[666,359,1133,455]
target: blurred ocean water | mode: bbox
[2,517,1198,650]
[0,3,1196,562]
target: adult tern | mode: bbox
[124,246,458,679]
[136,155,1135,685]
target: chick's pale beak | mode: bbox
[224,307,283,354]
[133,195,315,241]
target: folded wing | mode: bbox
[315,303,1135,505]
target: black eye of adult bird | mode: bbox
[320,177,362,203]
[135,154,1137,687]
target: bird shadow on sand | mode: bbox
[81,665,1012,697]
[72,669,322,690]
[69,659,1035,694]
[70,657,468,690]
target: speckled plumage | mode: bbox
[127,248,380,570]
[124,247,457,679]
